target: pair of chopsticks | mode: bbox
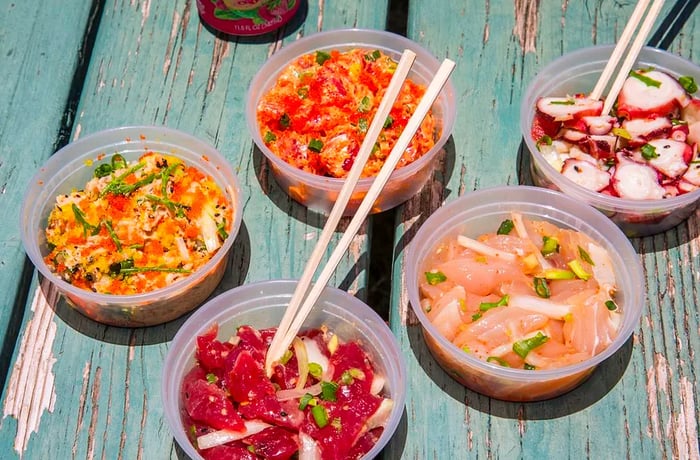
[264,50,456,375]
[590,0,666,114]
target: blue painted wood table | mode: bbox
[0,1,698,459]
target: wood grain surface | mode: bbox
[385,1,700,459]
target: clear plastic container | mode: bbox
[246,28,456,215]
[20,126,243,327]
[521,45,700,237]
[161,279,406,458]
[405,186,644,401]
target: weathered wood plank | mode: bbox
[0,1,391,459]
[0,0,97,388]
[387,1,700,459]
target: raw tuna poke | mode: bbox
[181,323,393,459]
[418,213,621,370]
[531,68,699,200]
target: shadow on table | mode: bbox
[51,221,252,346]
[405,321,635,420]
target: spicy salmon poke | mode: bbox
[256,48,438,179]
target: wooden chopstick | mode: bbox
[590,0,665,114]
[265,56,456,374]
[264,49,418,374]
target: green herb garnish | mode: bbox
[578,245,594,265]
[299,393,314,410]
[279,113,291,129]
[486,356,510,367]
[533,277,550,298]
[425,271,447,285]
[364,50,381,62]
[320,381,338,402]
[308,138,323,153]
[641,143,659,160]
[315,51,331,66]
[512,332,549,359]
[383,116,394,129]
[308,362,323,380]
[497,219,514,235]
[679,75,697,94]
[358,96,371,113]
[630,70,661,87]
[605,300,618,311]
[479,294,509,312]
[311,405,329,428]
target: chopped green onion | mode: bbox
[512,332,549,359]
[524,363,536,370]
[533,277,550,298]
[94,163,114,178]
[486,356,510,367]
[383,116,394,128]
[543,268,576,280]
[308,362,323,380]
[320,381,338,402]
[568,259,591,280]
[99,162,146,197]
[364,50,381,61]
[612,127,632,140]
[217,219,228,240]
[630,70,661,87]
[264,131,277,143]
[550,99,575,105]
[279,113,291,129]
[311,405,329,428]
[578,246,594,265]
[479,294,509,312]
[315,51,331,66]
[308,138,323,153]
[358,96,371,113]
[641,143,659,160]
[537,134,553,146]
[541,236,560,256]
[425,271,447,285]
[111,154,127,170]
[679,75,698,93]
[605,300,618,311]
[206,373,218,383]
[471,313,482,321]
[298,393,314,410]
[461,345,471,353]
[358,118,369,133]
[497,219,514,235]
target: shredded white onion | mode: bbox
[293,337,309,390]
[511,212,552,270]
[276,382,322,401]
[197,420,270,450]
[507,294,572,320]
[457,235,517,261]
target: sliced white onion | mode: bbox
[507,294,572,320]
[365,398,394,431]
[370,374,385,396]
[303,337,330,380]
[299,432,322,460]
[276,382,322,401]
[456,235,517,261]
[293,337,309,390]
[197,420,270,450]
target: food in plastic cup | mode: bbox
[405,186,644,401]
[20,126,243,327]
[521,45,700,237]
[196,0,300,36]
[161,279,406,458]
[246,28,456,215]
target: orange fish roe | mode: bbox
[44,152,232,295]
[257,48,438,178]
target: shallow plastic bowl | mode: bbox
[162,280,407,458]
[521,45,700,237]
[246,28,456,215]
[405,186,644,401]
[20,126,243,327]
